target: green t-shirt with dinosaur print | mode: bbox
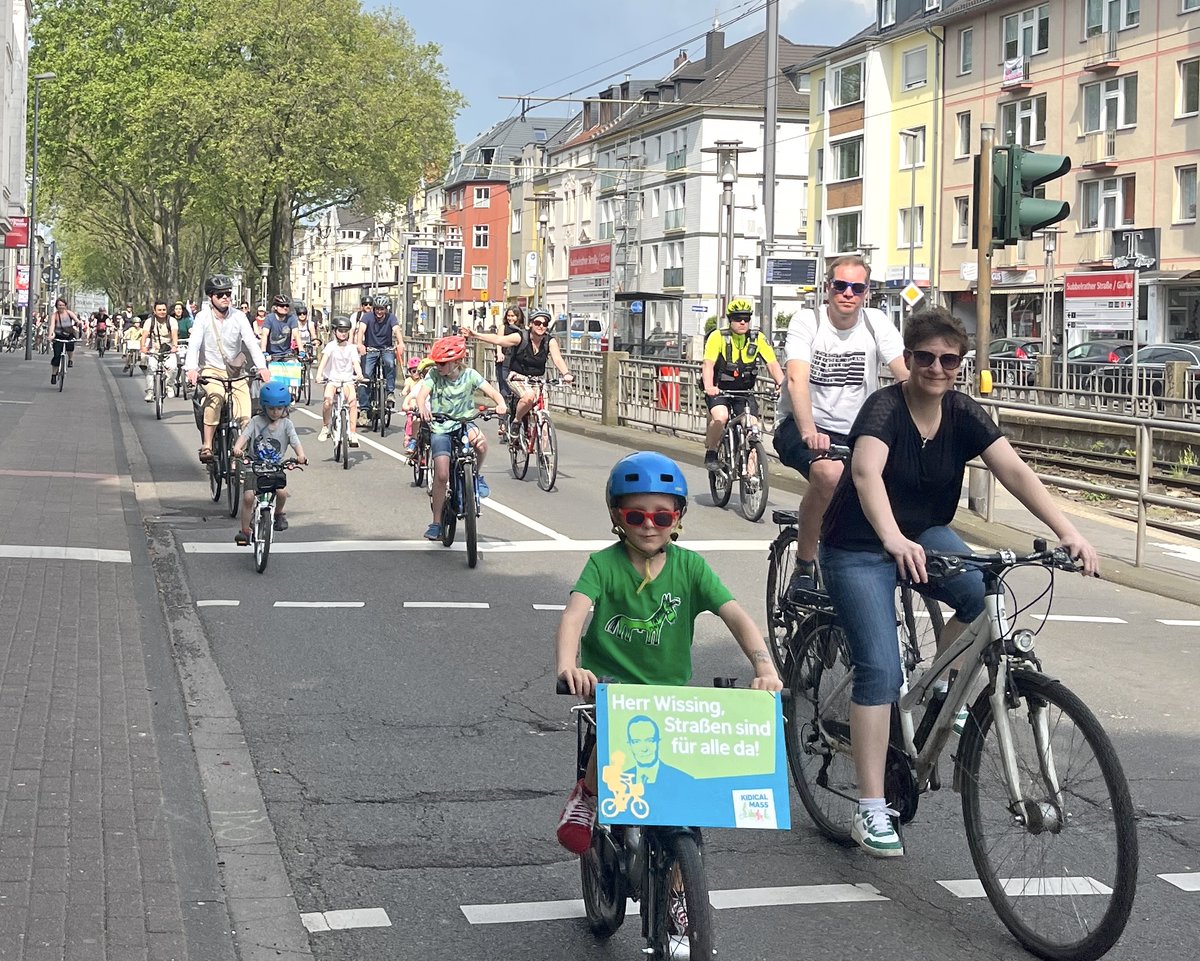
[572,542,734,686]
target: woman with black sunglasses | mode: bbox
[816,306,1099,860]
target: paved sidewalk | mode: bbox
[0,351,234,960]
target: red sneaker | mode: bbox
[556,779,596,854]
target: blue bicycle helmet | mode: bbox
[259,380,291,408]
[605,452,688,508]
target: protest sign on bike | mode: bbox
[594,682,789,830]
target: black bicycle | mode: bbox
[707,388,770,522]
[52,336,74,392]
[240,457,304,573]
[295,348,316,406]
[430,410,494,569]
[363,348,393,437]
[410,417,432,490]
[152,346,173,421]
[557,677,716,961]
[197,374,255,518]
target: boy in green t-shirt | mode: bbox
[553,451,781,853]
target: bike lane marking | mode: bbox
[1031,614,1127,624]
[273,601,365,609]
[300,907,392,933]
[0,545,131,563]
[404,601,489,609]
[461,882,888,924]
[1158,873,1200,892]
[196,599,240,607]
[1157,619,1200,626]
[938,877,1112,898]
[291,406,570,541]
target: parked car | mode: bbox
[550,314,608,352]
[640,330,682,359]
[1064,338,1134,369]
[967,337,1043,385]
[1087,343,1200,409]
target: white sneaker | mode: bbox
[348,434,360,447]
[852,807,904,858]
[318,426,330,442]
[953,706,970,737]
[144,391,153,402]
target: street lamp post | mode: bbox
[258,263,271,309]
[702,140,755,313]
[1039,228,1062,386]
[531,194,557,309]
[899,128,921,326]
[24,71,55,360]
[231,265,245,304]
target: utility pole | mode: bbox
[760,0,779,337]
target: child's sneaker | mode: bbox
[273,514,289,532]
[348,433,360,447]
[405,438,416,453]
[668,891,689,936]
[851,806,903,858]
[423,522,442,541]
[556,779,596,854]
[318,426,330,441]
[477,475,491,499]
[234,529,251,547]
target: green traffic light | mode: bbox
[1009,147,1072,240]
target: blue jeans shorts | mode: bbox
[819,526,986,706]
[430,426,481,459]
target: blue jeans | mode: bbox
[358,349,396,408]
[819,526,986,706]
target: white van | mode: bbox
[550,314,608,352]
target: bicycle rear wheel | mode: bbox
[254,504,272,573]
[959,671,1137,961]
[462,463,478,568]
[535,412,558,491]
[340,409,350,470]
[225,435,242,518]
[739,439,770,522]
[302,366,312,406]
[440,481,458,547]
[509,419,530,479]
[765,526,798,674]
[707,436,732,507]
[155,374,164,420]
[580,830,626,937]
[411,437,427,488]
[647,833,714,961]
[377,378,388,437]
[784,611,858,844]
[58,359,66,392]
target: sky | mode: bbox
[374,0,875,146]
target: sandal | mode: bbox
[198,447,214,463]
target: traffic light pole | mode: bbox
[974,124,995,395]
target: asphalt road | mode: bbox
[115,357,1200,961]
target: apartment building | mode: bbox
[1,1,30,315]
[291,206,399,320]
[939,0,1200,344]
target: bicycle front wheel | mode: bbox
[155,376,164,420]
[377,379,388,437]
[647,833,714,961]
[340,409,350,470]
[580,830,626,938]
[784,611,858,844]
[462,463,478,568]
[225,441,242,519]
[254,504,272,573]
[58,361,66,392]
[708,436,732,507]
[765,526,798,674]
[739,439,770,522]
[959,671,1137,961]
[535,412,558,492]
[509,419,530,479]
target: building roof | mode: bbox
[442,114,574,189]
[332,207,374,232]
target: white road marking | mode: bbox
[0,545,131,563]
[301,907,392,932]
[1152,542,1200,565]
[180,537,771,555]
[462,882,889,924]
[1031,614,1127,624]
[196,600,240,607]
[404,601,489,609]
[533,604,566,611]
[938,877,1112,898]
[292,406,571,541]
[1159,872,1200,892]
[273,601,365,609]
[1157,620,1200,627]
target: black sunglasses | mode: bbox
[830,280,869,295]
[213,291,232,298]
[530,320,548,327]
[909,349,964,370]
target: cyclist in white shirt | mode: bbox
[184,274,271,464]
[316,315,363,446]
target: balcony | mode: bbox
[599,172,623,194]
[597,222,615,240]
[1000,57,1033,92]
[1079,229,1114,265]
[1083,30,1120,72]
[665,149,687,175]
[663,267,684,289]
[1080,128,1119,170]
[664,208,686,232]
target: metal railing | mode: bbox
[664,208,686,230]
[665,149,687,172]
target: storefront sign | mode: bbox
[1111,228,1158,270]
[1063,271,1136,329]
[4,217,29,249]
[568,242,613,277]
[14,265,28,307]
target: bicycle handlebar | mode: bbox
[197,373,256,387]
[556,676,788,699]
[430,408,497,424]
[241,457,306,472]
[923,540,1087,580]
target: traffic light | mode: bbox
[971,150,1009,252]
[1000,145,1071,243]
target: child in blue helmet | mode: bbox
[553,451,782,854]
[231,379,307,545]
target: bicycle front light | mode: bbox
[1007,629,1036,654]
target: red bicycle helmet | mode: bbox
[430,335,467,363]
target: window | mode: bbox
[958,28,974,74]
[1083,75,1138,131]
[903,47,928,89]
[533,128,547,142]
[473,186,491,208]
[510,259,520,283]
[815,148,824,184]
[813,219,823,246]
[831,137,863,181]
[1185,0,1200,11]
[956,111,972,157]
[817,78,826,110]
[1178,165,1198,221]
[1080,175,1136,229]
[926,0,940,9]
[829,211,861,252]
[900,127,926,167]
[1085,0,1139,35]
[954,197,970,242]
[471,265,488,290]
[898,206,925,247]
[881,0,896,28]
[473,224,489,248]
[1181,58,1199,116]
[339,255,353,271]
[1002,5,1050,60]
[832,61,863,106]
[999,95,1047,145]
[511,208,522,233]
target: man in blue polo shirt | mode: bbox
[354,293,404,422]
[260,293,299,366]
